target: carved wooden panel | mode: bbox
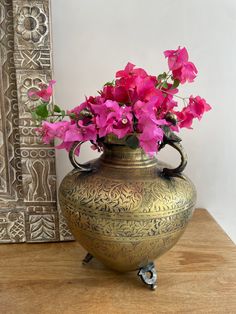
[0,0,73,242]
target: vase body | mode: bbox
[59,144,196,272]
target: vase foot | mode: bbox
[138,262,157,290]
[82,253,93,265]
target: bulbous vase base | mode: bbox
[59,144,196,277]
[82,252,158,290]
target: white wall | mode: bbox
[51,0,236,243]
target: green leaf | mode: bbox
[61,110,66,118]
[104,80,115,87]
[35,103,48,118]
[126,135,139,149]
[157,72,167,81]
[31,111,39,121]
[69,112,77,119]
[162,81,169,89]
[53,105,61,113]
[170,79,180,90]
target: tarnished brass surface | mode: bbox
[59,144,196,272]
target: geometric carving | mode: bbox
[58,210,74,241]
[0,211,25,243]
[21,155,56,202]
[14,50,51,70]
[24,207,60,242]
[27,214,57,242]
[0,1,23,206]
[0,0,72,243]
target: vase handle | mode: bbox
[69,141,93,172]
[162,142,187,176]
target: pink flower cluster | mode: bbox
[29,80,56,101]
[33,47,211,156]
[164,47,198,83]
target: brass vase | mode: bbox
[59,138,196,289]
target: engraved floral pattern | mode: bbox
[59,152,196,270]
[16,6,47,43]
[19,77,44,117]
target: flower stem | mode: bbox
[161,89,188,100]
[160,89,189,108]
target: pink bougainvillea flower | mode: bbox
[70,95,104,115]
[92,100,121,137]
[135,76,158,101]
[29,80,56,102]
[69,101,88,116]
[164,47,189,71]
[172,62,198,84]
[101,85,115,101]
[56,121,97,155]
[134,95,166,129]
[56,140,84,156]
[116,75,136,90]
[112,86,130,104]
[56,141,77,154]
[116,62,135,78]
[112,105,133,138]
[101,85,131,105]
[139,124,164,156]
[164,47,198,84]
[37,120,70,144]
[187,96,212,120]
[92,100,121,122]
[115,62,149,92]
[134,100,156,129]
[175,108,194,129]
[175,95,211,129]
[134,98,157,119]
[32,51,212,158]
[92,100,133,138]
[160,97,178,119]
[63,121,97,143]
[116,62,148,78]
[134,97,167,155]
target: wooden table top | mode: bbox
[0,209,236,314]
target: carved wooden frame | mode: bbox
[0,0,73,242]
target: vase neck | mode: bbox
[100,144,157,168]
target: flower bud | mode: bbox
[165,112,178,125]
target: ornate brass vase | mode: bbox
[59,139,196,289]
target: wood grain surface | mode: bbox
[0,209,236,314]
